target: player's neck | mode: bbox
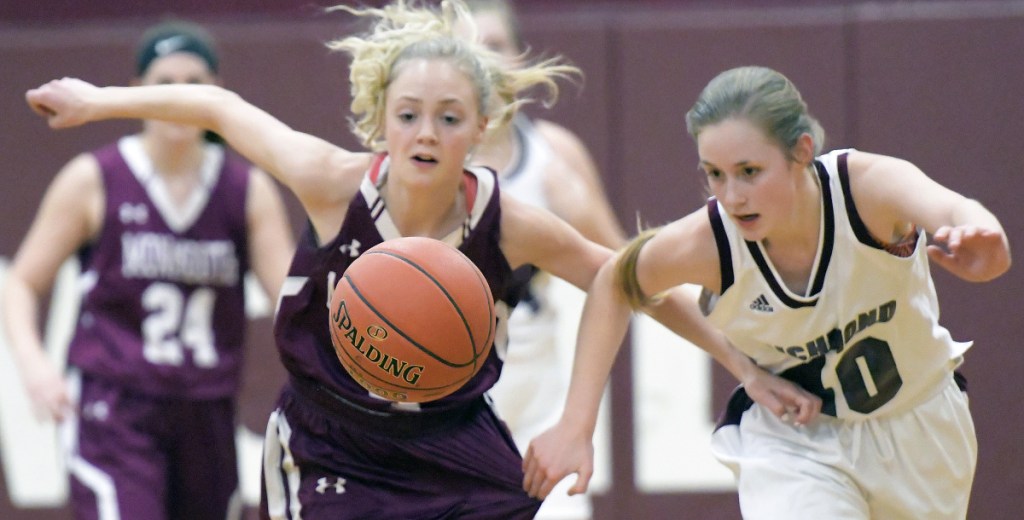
[141,134,206,179]
[383,178,467,240]
[140,134,209,209]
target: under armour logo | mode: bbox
[81,400,110,422]
[118,203,149,225]
[339,239,362,258]
[315,477,346,495]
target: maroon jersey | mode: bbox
[274,154,517,414]
[68,136,251,399]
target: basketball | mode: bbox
[328,237,496,403]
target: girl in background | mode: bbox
[6,20,294,520]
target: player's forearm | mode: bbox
[559,262,631,435]
[1,274,48,373]
[949,198,1003,235]
[89,84,235,132]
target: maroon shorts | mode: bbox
[260,379,542,519]
[66,373,240,520]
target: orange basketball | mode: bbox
[328,237,495,403]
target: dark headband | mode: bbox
[136,29,219,76]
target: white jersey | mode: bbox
[493,114,560,342]
[706,149,971,420]
[499,114,553,209]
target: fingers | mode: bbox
[930,226,951,247]
[30,395,68,423]
[932,225,998,253]
[941,226,965,251]
[26,90,55,118]
[524,468,587,500]
[27,376,75,423]
[772,386,821,426]
[522,446,538,493]
[927,244,953,267]
[522,446,586,500]
[26,88,63,127]
[568,466,593,496]
[522,446,552,498]
[928,230,1008,282]
[523,463,558,499]
[789,393,821,426]
[51,392,74,422]
[26,79,72,119]
[34,103,56,118]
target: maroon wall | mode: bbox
[2,2,1022,518]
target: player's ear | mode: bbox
[473,116,488,145]
[792,132,815,165]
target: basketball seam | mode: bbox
[360,250,492,365]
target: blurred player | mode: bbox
[460,1,626,518]
[4,20,294,520]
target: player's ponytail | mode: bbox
[615,227,664,309]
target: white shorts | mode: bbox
[711,375,976,519]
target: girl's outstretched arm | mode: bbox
[848,150,1010,282]
[26,78,368,226]
[521,256,624,500]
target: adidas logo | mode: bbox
[749,294,774,313]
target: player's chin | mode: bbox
[151,121,205,142]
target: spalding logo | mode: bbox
[331,298,425,386]
[366,325,388,340]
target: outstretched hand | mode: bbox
[25,77,99,129]
[522,421,594,500]
[928,225,1011,282]
[743,367,821,426]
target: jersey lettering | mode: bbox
[121,232,239,286]
[833,337,902,414]
[141,283,218,368]
[773,299,896,361]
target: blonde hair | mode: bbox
[326,0,578,152]
[615,227,664,309]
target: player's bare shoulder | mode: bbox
[57,151,103,187]
[644,208,720,293]
[325,150,375,204]
[496,192,539,263]
[53,151,105,236]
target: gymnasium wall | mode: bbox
[1,1,1022,518]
